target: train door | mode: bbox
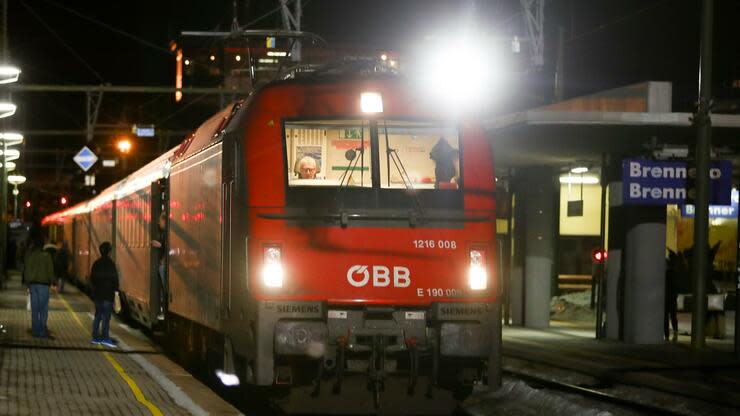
[150,178,168,321]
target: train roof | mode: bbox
[42,103,240,225]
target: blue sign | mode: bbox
[73,146,98,172]
[682,189,739,218]
[134,125,155,137]
[623,159,732,205]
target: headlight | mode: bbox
[262,246,284,288]
[468,249,487,290]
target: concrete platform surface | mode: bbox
[503,324,740,410]
[0,272,243,416]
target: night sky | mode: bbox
[5,0,740,215]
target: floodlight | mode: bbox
[0,161,17,171]
[0,102,17,118]
[0,148,20,161]
[0,132,23,146]
[559,175,599,185]
[7,174,26,185]
[570,166,589,174]
[0,65,21,84]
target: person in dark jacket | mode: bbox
[90,242,119,347]
[54,240,70,293]
[26,236,56,339]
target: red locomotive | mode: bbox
[44,63,499,413]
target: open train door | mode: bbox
[150,178,169,324]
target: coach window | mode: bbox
[378,121,461,190]
[284,120,372,188]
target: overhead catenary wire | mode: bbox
[19,0,106,83]
[566,0,674,44]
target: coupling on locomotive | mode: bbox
[43,67,499,412]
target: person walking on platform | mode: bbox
[25,235,56,339]
[90,242,119,348]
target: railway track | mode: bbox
[501,367,687,416]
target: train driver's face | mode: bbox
[299,161,317,179]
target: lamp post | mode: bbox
[7,174,24,219]
[117,137,132,175]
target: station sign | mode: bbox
[132,124,155,137]
[622,159,731,205]
[681,188,739,218]
[73,146,98,172]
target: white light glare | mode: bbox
[360,92,383,114]
[267,51,287,57]
[0,66,20,84]
[0,103,17,118]
[570,166,589,174]
[215,370,240,387]
[0,148,20,161]
[559,175,599,185]
[262,247,284,288]
[0,132,23,145]
[7,174,26,184]
[417,36,501,112]
[469,250,487,290]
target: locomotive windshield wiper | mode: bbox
[382,121,426,217]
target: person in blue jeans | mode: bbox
[25,236,56,339]
[90,242,119,348]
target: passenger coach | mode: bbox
[44,64,499,413]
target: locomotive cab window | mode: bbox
[285,120,372,188]
[378,121,461,190]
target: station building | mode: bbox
[488,81,740,344]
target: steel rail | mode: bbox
[502,368,687,416]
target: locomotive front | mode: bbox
[241,75,498,412]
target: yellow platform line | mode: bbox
[58,293,163,416]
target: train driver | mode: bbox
[297,156,319,179]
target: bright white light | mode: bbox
[0,65,20,84]
[0,161,16,171]
[267,51,287,57]
[0,148,20,161]
[469,265,487,290]
[209,55,216,61]
[0,102,17,118]
[235,55,242,62]
[258,58,277,64]
[12,188,18,195]
[570,166,589,174]
[102,159,117,167]
[360,92,383,114]
[184,59,190,66]
[7,174,26,184]
[262,246,284,288]
[215,370,240,387]
[262,263,284,288]
[559,175,599,184]
[380,54,388,61]
[414,34,503,113]
[0,132,23,146]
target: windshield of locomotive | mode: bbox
[378,120,460,190]
[285,120,373,187]
[285,120,461,190]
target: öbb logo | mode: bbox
[346,265,411,288]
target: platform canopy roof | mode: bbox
[485,82,740,170]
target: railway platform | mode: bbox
[501,324,740,413]
[0,271,242,416]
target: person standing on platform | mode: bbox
[25,235,56,339]
[90,242,119,348]
[54,240,70,294]
[151,213,167,320]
